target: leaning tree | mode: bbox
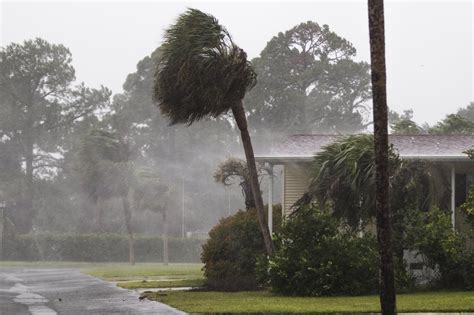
[214,158,267,211]
[78,129,136,265]
[153,9,274,255]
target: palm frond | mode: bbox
[154,8,256,125]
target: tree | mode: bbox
[78,129,135,264]
[429,114,474,134]
[154,9,275,255]
[456,101,474,121]
[214,158,266,210]
[246,21,371,135]
[367,1,397,313]
[0,38,110,233]
[298,135,449,261]
[389,109,423,134]
[111,48,240,235]
[133,168,170,264]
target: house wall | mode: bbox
[282,162,312,216]
[281,160,473,247]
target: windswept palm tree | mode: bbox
[153,9,274,255]
[367,0,397,313]
[78,129,136,265]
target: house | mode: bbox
[256,134,474,235]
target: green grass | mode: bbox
[82,263,203,281]
[0,261,204,289]
[117,278,205,289]
[144,290,474,313]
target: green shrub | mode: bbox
[408,208,474,289]
[201,205,281,291]
[3,233,205,262]
[264,206,379,296]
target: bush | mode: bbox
[3,233,205,262]
[201,205,281,291]
[408,208,474,289]
[263,206,379,296]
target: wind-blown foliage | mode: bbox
[214,158,266,210]
[78,129,132,203]
[154,9,256,124]
[300,135,397,227]
[153,8,275,255]
[78,129,136,264]
[298,135,448,229]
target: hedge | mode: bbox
[3,233,205,262]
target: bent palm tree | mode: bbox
[154,9,274,255]
[78,129,135,265]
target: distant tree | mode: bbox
[246,21,371,135]
[429,114,474,134]
[456,101,474,121]
[110,47,238,235]
[133,168,170,264]
[78,129,135,265]
[367,0,397,313]
[389,109,423,134]
[214,158,266,210]
[0,38,110,233]
[154,9,274,255]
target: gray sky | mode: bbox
[1,0,473,125]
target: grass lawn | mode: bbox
[118,278,205,289]
[0,261,204,289]
[144,290,474,313]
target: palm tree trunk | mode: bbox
[121,196,135,265]
[367,0,396,314]
[232,101,275,256]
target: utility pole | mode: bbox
[181,176,185,238]
[0,201,5,261]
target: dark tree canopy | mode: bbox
[429,114,474,134]
[154,9,256,124]
[0,38,110,232]
[246,21,371,134]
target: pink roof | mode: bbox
[256,134,474,162]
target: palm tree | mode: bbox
[78,129,136,265]
[153,9,274,255]
[134,168,170,265]
[367,0,396,313]
[214,158,266,211]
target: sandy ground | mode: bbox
[0,267,186,315]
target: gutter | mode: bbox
[255,155,471,164]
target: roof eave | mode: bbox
[255,155,472,164]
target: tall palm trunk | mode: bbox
[232,101,275,256]
[121,195,135,265]
[367,0,396,314]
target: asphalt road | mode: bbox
[0,267,186,315]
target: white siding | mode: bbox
[283,163,312,216]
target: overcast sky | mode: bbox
[1,0,473,125]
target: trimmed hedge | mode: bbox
[3,233,205,262]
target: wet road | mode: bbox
[0,267,186,315]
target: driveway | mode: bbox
[0,267,186,314]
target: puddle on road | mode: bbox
[9,282,57,315]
